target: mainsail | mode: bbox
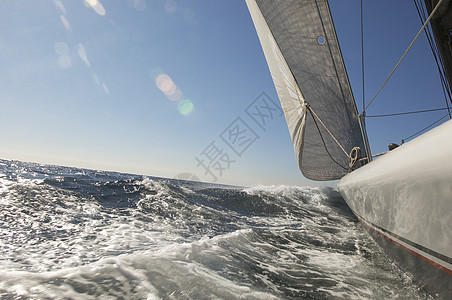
[246,0,368,180]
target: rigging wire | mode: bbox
[359,0,445,116]
[402,112,450,143]
[365,107,451,118]
[360,0,365,114]
[413,0,452,119]
[306,106,348,171]
[358,0,372,163]
[387,0,452,145]
[307,105,349,158]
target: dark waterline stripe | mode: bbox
[362,217,452,265]
[356,215,452,276]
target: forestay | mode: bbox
[246,0,367,180]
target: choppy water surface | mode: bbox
[0,159,429,299]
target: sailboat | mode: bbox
[245,0,451,298]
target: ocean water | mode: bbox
[0,159,429,299]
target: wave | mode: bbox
[0,225,425,299]
[0,159,429,299]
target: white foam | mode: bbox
[0,229,279,299]
[0,165,429,299]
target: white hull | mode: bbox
[338,119,452,298]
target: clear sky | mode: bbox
[0,0,448,187]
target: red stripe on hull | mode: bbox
[357,216,452,276]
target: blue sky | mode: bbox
[0,0,448,186]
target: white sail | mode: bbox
[246,0,367,180]
[246,0,308,174]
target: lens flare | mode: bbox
[54,0,67,15]
[60,15,71,31]
[93,3,106,16]
[155,74,172,91]
[167,87,183,101]
[84,0,97,6]
[156,74,179,100]
[54,42,70,56]
[92,74,101,86]
[57,56,72,69]
[178,99,194,116]
[84,0,106,16]
[164,0,177,13]
[102,83,110,95]
[77,44,90,67]
[154,71,194,115]
[133,0,146,11]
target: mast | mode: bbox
[424,0,452,92]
